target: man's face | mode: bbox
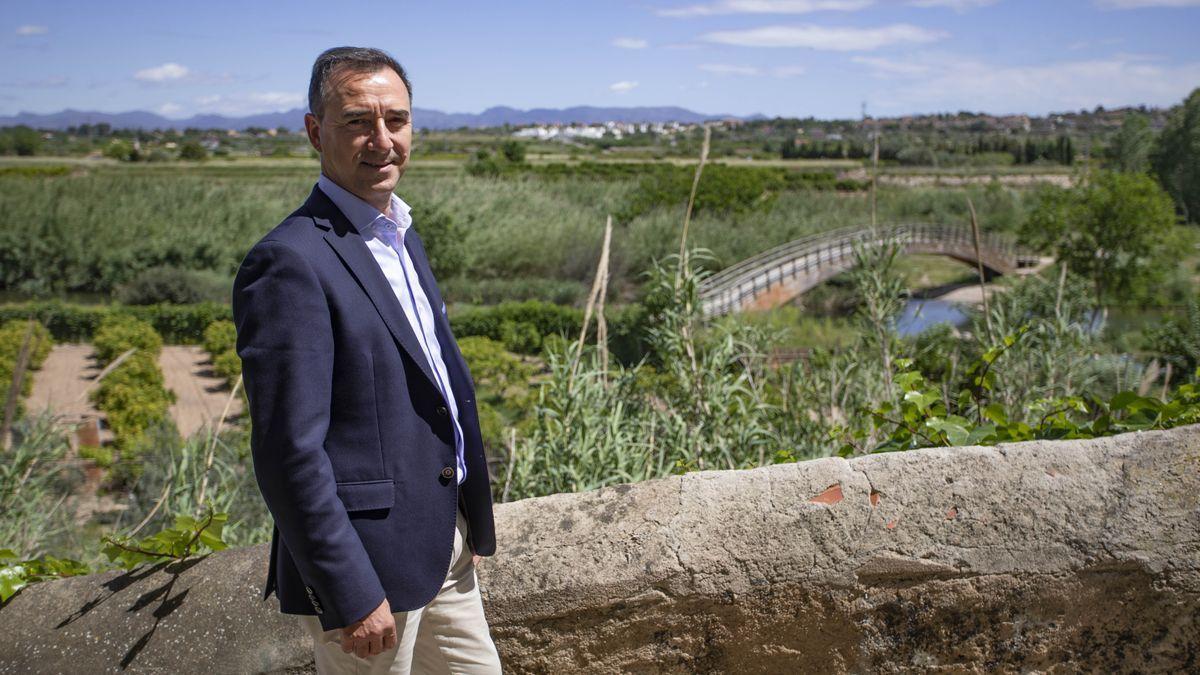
[304,67,412,212]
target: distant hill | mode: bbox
[0,105,753,131]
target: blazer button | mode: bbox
[441,466,455,479]
[436,405,448,417]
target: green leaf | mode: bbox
[982,403,1008,426]
[925,417,970,446]
[965,423,998,445]
[1110,390,1139,411]
[0,565,29,603]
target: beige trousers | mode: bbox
[298,507,502,674]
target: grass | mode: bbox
[0,160,1038,301]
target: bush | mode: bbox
[212,349,241,385]
[449,301,582,353]
[413,206,466,280]
[178,141,207,161]
[0,302,231,344]
[203,320,237,357]
[92,316,162,365]
[91,350,174,451]
[114,266,230,305]
[440,277,586,305]
[0,319,53,415]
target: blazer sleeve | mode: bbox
[232,238,385,629]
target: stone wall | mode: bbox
[1,425,1197,673]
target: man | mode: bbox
[232,46,502,674]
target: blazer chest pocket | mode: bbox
[335,479,395,512]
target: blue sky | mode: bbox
[2,0,1198,121]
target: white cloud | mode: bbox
[1096,0,1200,7]
[16,25,48,35]
[907,0,998,10]
[613,37,648,49]
[851,55,932,75]
[858,54,1200,114]
[701,23,947,50]
[700,63,762,75]
[610,81,639,93]
[135,63,190,82]
[246,91,304,107]
[157,102,184,117]
[659,0,872,16]
[190,91,304,115]
[772,65,808,77]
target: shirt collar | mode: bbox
[317,173,413,236]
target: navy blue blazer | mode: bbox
[232,185,496,631]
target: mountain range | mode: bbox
[0,106,753,131]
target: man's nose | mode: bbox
[366,117,392,152]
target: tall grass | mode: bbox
[0,413,84,557]
[0,165,1033,299]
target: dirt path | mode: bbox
[159,345,242,439]
[26,344,241,441]
[27,343,106,429]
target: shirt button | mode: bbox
[441,467,455,479]
[436,406,448,417]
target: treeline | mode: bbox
[779,133,1075,166]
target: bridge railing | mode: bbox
[697,223,1033,318]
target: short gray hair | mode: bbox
[308,46,412,117]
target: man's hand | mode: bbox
[340,598,396,659]
[472,553,482,567]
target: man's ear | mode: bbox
[304,112,322,153]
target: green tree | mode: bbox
[1021,171,1178,306]
[1107,113,1154,173]
[178,141,207,161]
[102,139,134,161]
[1151,87,1200,223]
[413,205,466,280]
[500,140,526,164]
[5,126,41,156]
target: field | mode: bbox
[0,156,1052,303]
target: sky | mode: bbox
[2,0,1199,121]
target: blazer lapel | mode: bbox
[304,186,441,394]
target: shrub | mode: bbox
[203,320,237,357]
[449,301,582,351]
[92,316,162,365]
[212,349,242,385]
[413,206,466,280]
[0,302,232,344]
[178,141,207,161]
[91,351,175,453]
[0,319,53,420]
[114,266,230,305]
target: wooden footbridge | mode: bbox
[698,223,1042,318]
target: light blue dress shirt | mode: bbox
[317,175,466,486]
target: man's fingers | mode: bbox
[340,632,355,654]
[382,631,398,650]
[355,640,370,659]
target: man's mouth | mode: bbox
[362,159,392,168]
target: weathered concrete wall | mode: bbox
[1,425,1197,673]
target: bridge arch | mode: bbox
[698,223,1041,318]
